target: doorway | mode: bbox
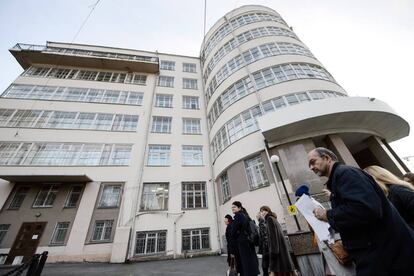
[5,222,47,265]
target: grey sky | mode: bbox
[0,0,413,158]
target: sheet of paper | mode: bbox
[295,195,331,241]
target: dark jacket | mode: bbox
[265,214,294,273]
[231,211,260,276]
[258,218,269,271]
[388,184,414,230]
[226,223,237,255]
[326,163,414,276]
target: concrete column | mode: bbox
[64,181,100,259]
[366,136,406,176]
[325,134,359,167]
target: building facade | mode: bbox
[0,5,410,264]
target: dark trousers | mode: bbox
[262,253,269,276]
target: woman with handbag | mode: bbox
[231,201,260,276]
[259,206,295,276]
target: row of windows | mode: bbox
[1,85,201,110]
[1,84,144,105]
[136,228,210,255]
[157,76,198,89]
[147,145,204,166]
[8,183,120,211]
[22,66,147,85]
[151,116,201,135]
[207,63,336,129]
[160,61,197,73]
[0,109,138,132]
[204,26,298,78]
[140,182,207,211]
[220,154,269,203]
[205,42,314,97]
[0,142,132,166]
[202,12,286,61]
[46,46,157,63]
[211,90,345,160]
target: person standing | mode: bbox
[308,147,414,275]
[231,201,260,276]
[256,212,269,276]
[364,165,414,230]
[259,206,295,276]
[225,214,237,268]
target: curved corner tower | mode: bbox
[201,5,409,234]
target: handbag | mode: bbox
[327,240,351,265]
[226,256,237,276]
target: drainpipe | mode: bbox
[173,212,185,259]
[126,53,159,261]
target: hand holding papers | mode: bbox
[295,195,331,241]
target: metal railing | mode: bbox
[1,251,48,276]
[11,43,159,63]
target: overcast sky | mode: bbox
[0,0,413,159]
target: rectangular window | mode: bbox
[220,173,231,203]
[183,118,201,134]
[74,113,96,129]
[183,78,198,89]
[65,186,82,208]
[140,183,169,210]
[244,155,269,190]
[0,224,10,245]
[182,182,207,209]
[126,92,143,105]
[157,76,174,87]
[160,60,175,71]
[132,74,147,85]
[98,184,122,208]
[151,116,172,133]
[91,220,113,242]
[182,145,203,166]
[135,231,167,255]
[182,228,210,251]
[183,63,196,73]
[33,184,59,207]
[50,222,70,245]
[109,145,132,165]
[147,145,170,166]
[155,94,173,108]
[112,115,139,131]
[8,186,30,209]
[182,96,199,109]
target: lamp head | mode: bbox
[270,155,280,163]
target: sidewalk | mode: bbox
[41,255,229,276]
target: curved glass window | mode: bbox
[205,42,314,97]
[201,12,286,61]
[207,63,336,129]
[204,26,298,78]
[210,90,346,160]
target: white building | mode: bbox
[0,5,410,264]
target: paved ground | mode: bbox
[40,255,230,276]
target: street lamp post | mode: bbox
[270,155,301,231]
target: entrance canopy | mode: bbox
[257,97,410,147]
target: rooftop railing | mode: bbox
[11,43,159,63]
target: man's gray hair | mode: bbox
[314,147,338,161]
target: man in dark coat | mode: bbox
[308,147,414,276]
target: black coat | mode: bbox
[326,163,414,276]
[258,218,269,270]
[225,223,237,266]
[265,214,294,273]
[388,184,414,230]
[231,211,260,276]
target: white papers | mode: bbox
[295,195,331,241]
